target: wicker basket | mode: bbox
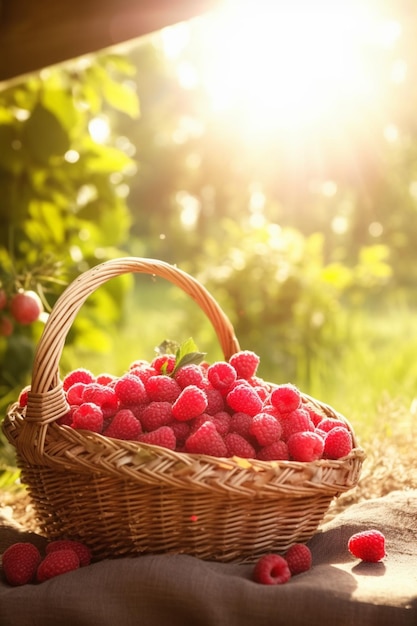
[3,257,365,562]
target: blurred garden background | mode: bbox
[1,0,417,486]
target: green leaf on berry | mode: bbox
[172,337,206,375]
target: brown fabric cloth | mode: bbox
[1,490,416,626]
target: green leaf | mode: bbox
[172,337,206,375]
[101,78,140,118]
[22,103,70,163]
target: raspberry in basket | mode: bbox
[71,402,104,433]
[323,426,353,459]
[253,553,291,585]
[137,425,176,450]
[140,401,173,431]
[226,383,263,416]
[257,439,289,461]
[207,361,237,394]
[348,530,386,562]
[229,350,260,380]
[174,364,206,389]
[81,383,119,418]
[114,374,148,406]
[62,368,95,391]
[287,430,324,462]
[103,409,142,440]
[249,412,282,446]
[151,354,176,375]
[224,432,256,458]
[145,375,182,403]
[172,385,208,421]
[270,383,301,414]
[185,420,228,457]
[281,407,314,440]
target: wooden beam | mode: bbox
[0,0,221,85]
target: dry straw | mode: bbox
[3,258,365,562]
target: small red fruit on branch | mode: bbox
[9,290,44,325]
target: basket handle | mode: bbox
[24,257,240,429]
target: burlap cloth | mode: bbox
[1,489,416,626]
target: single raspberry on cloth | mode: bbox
[2,542,42,586]
[37,549,80,582]
[284,543,312,575]
[253,553,291,585]
[348,530,386,562]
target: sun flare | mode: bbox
[161,0,402,140]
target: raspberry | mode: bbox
[137,425,176,450]
[229,412,253,438]
[207,361,237,394]
[229,350,260,380]
[140,401,173,431]
[114,374,148,406]
[281,407,314,441]
[37,549,80,582]
[306,407,325,426]
[46,540,92,567]
[172,385,208,421]
[2,542,42,586]
[81,383,119,418]
[226,384,263,416]
[145,375,182,403]
[249,412,282,446]
[169,420,190,446]
[71,402,104,433]
[257,440,289,461]
[204,387,225,415]
[57,407,75,426]
[62,368,95,391]
[284,543,312,575]
[253,553,291,585]
[252,383,269,402]
[103,409,142,440]
[18,385,30,408]
[287,431,324,462]
[323,426,353,459]
[211,411,231,436]
[185,420,228,457]
[174,364,206,389]
[151,354,176,375]
[66,382,87,405]
[224,432,256,458]
[270,383,301,414]
[316,417,348,433]
[130,365,158,384]
[348,530,386,562]
[96,373,115,386]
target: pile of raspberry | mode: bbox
[18,349,354,462]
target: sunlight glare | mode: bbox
[192,0,394,136]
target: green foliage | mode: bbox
[0,54,140,413]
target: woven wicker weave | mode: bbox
[3,257,365,562]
